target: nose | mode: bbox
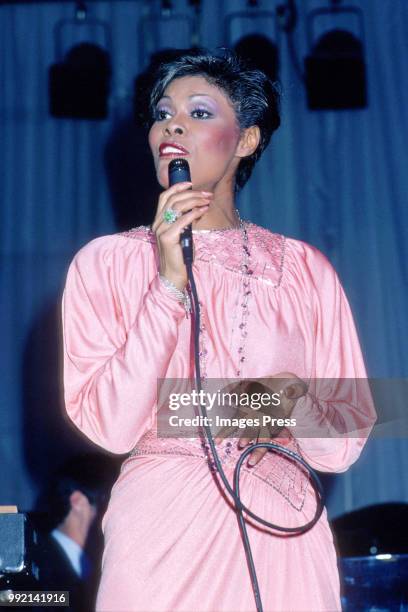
[163,115,185,136]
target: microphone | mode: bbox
[168,158,193,265]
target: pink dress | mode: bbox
[62,222,376,612]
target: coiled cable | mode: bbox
[186,260,325,612]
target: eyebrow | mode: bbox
[158,94,216,102]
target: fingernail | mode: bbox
[201,191,213,195]
[248,458,256,467]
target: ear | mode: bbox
[69,490,88,511]
[236,125,260,159]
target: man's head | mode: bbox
[38,453,119,535]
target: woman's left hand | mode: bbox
[214,372,308,467]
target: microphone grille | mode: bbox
[169,158,189,171]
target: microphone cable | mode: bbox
[167,158,325,611]
[185,258,325,612]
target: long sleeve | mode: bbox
[62,234,187,454]
[287,241,377,472]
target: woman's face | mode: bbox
[148,75,244,191]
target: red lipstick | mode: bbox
[159,142,189,157]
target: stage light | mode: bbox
[138,0,197,69]
[304,3,368,110]
[49,42,111,119]
[48,2,112,119]
[224,0,279,81]
[233,33,278,82]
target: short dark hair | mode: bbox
[37,454,119,529]
[146,48,281,191]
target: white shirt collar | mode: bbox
[51,528,85,577]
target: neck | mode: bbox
[192,182,239,231]
[57,517,87,549]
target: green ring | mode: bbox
[163,208,179,224]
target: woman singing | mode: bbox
[62,49,376,611]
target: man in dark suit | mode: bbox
[32,454,119,612]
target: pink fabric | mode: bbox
[62,223,376,612]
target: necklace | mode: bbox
[197,209,252,380]
[191,208,242,233]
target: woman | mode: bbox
[62,50,376,611]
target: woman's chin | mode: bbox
[156,169,169,189]
[157,158,181,189]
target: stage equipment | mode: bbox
[331,504,408,610]
[234,33,279,83]
[224,0,279,81]
[331,503,408,557]
[275,0,306,83]
[340,554,408,610]
[304,0,367,110]
[138,0,200,71]
[49,1,112,119]
[0,511,39,594]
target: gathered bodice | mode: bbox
[62,219,376,513]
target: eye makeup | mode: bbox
[190,108,213,119]
[156,93,218,114]
[154,107,171,121]
[153,102,215,121]
[188,95,219,113]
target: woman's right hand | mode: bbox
[151,182,213,290]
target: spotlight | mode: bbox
[48,2,112,119]
[305,3,367,110]
[224,0,279,81]
[49,43,111,119]
[138,1,196,69]
[234,33,278,82]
